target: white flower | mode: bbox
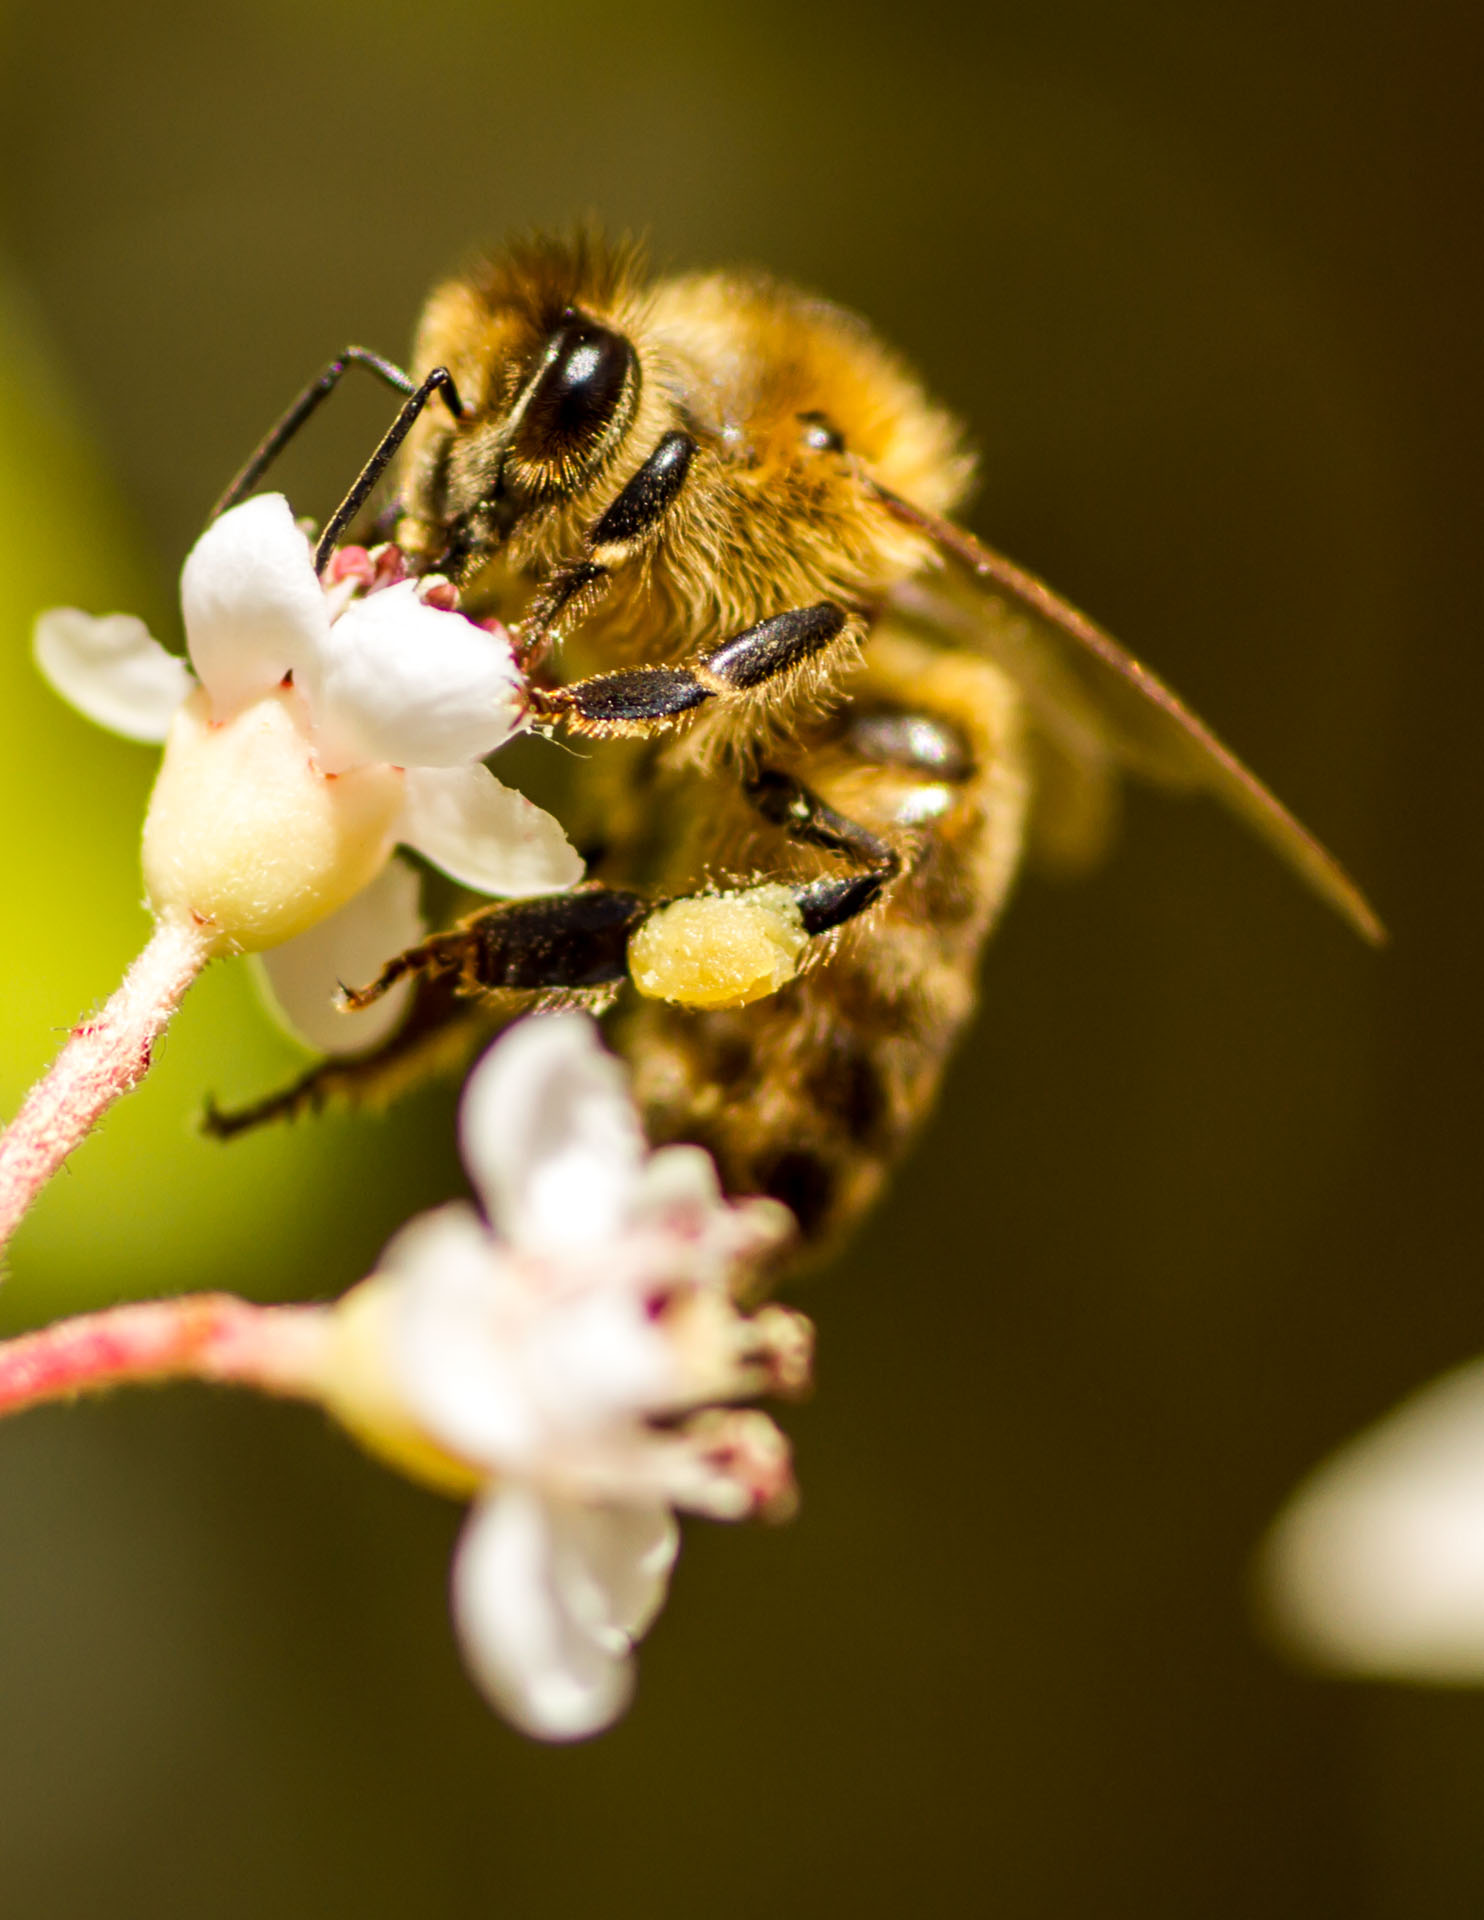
[324,1012,807,1741]
[1264,1356,1484,1682]
[35,496,582,1051]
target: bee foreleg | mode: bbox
[518,431,697,664]
[533,602,849,739]
[587,430,697,554]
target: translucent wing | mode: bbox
[873,481,1384,945]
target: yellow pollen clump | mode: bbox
[628,884,809,1010]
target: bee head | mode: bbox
[399,234,649,576]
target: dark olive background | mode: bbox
[0,1,1479,1913]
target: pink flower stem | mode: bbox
[0,1294,332,1420]
[0,915,212,1257]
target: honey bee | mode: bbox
[207,231,1381,1261]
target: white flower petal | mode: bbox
[460,1013,646,1255]
[452,1489,671,1741]
[378,1200,495,1292]
[391,1218,537,1466]
[399,764,583,896]
[1265,1357,1484,1681]
[180,494,329,717]
[33,608,194,742]
[519,1289,681,1436]
[303,583,525,773]
[559,1501,678,1645]
[633,1144,725,1222]
[387,1210,677,1466]
[556,1418,785,1518]
[254,855,425,1055]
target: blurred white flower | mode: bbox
[35,495,582,1051]
[326,1012,807,1741]
[1264,1357,1484,1682]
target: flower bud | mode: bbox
[141,686,404,954]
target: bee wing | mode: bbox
[874,482,1384,945]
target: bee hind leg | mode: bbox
[745,766,902,933]
[200,976,490,1139]
[341,886,652,1011]
[622,772,903,1012]
[203,887,655,1137]
[342,777,900,1024]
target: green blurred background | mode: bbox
[0,1,1478,1912]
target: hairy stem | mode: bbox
[0,915,211,1257]
[0,1294,332,1419]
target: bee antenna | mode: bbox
[312,367,467,574]
[213,346,443,520]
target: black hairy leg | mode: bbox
[344,769,901,1016]
[207,768,908,1139]
[342,887,652,1012]
[516,430,698,666]
[533,602,850,738]
[200,975,489,1139]
[744,766,902,934]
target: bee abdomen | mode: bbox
[613,638,1030,1260]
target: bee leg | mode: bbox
[211,347,465,522]
[200,976,489,1138]
[342,770,897,1022]
[204,888,651,1134]
[623,772,904,1012]
[205,772,896,1132]
[534,602,850,738]
[745,768,903,934]
[516,431,697,665]
[342,886,652,1010]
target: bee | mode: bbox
[207,231,1381,1261]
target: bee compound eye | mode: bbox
[518,317,637,463]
